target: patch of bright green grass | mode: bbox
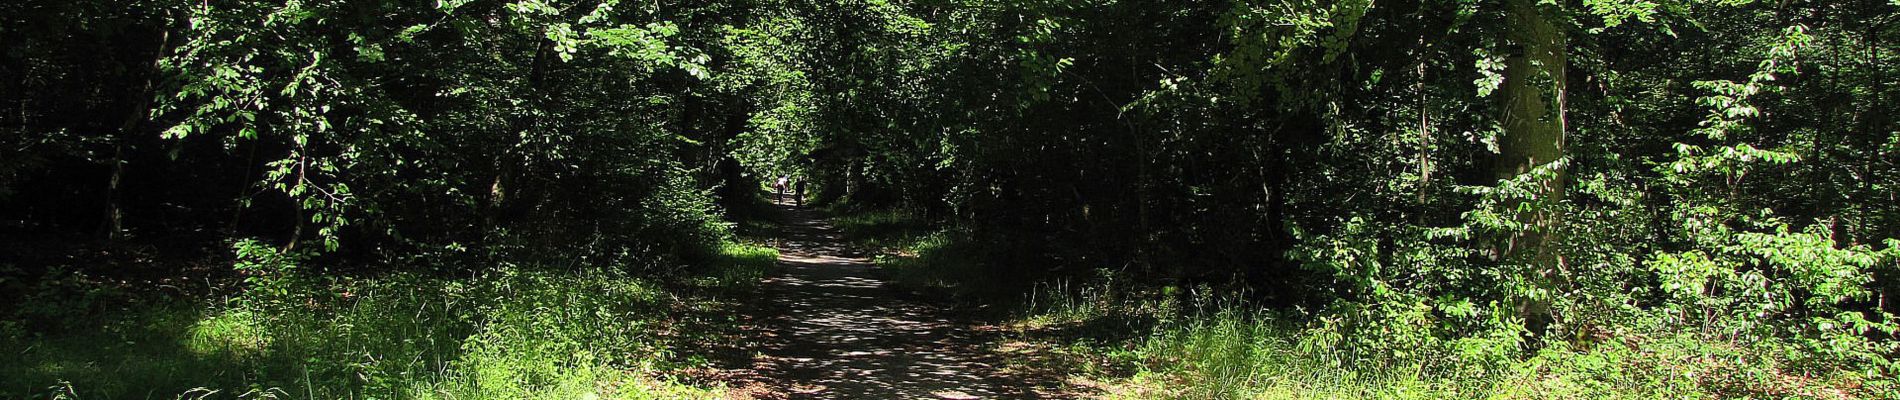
[1013,285,1892,400]
[826,208,996,298]
[693,241,778,289]
[0,245,771,399]
[830,208,931,248]
[872,230,1002,298]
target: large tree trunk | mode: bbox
[1497,0,1568,336]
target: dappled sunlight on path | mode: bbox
[718,198,1066,399]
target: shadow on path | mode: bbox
[716,198,1068,399]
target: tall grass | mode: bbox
[827,208,1004,299]
[1016,280,1887,399]
[831,207,1890,399]
[1,242,777,399]
[1097,305,1475,400]
[873,232,978,291]
[857,220,1890,399]
[829,207,933,249]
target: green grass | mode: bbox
[873,231,982,292]
[1010,283,1892,400]
[827,208,1006,300]
[693,241,781,289]
[829,207,932,249]
[1,241,779,399]
[857,225,1892,399]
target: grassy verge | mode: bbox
[846,208,1889,399]
[1015,285,1885,399]
[827,208,1022,302]
[829,208,933,250]
[1,242,777,399]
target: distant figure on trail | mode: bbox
[774,175,789,203]
[794,178,807,207]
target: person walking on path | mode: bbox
[773,175,789,204]
[794,178,807,207]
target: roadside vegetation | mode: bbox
[3,242,775,398]
[6,0,1898,398]
[846,205,1896,399]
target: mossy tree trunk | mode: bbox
[1497,0,1569,336]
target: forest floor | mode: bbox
[701,198,1076,399]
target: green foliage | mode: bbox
[694,241,780,289]
[1013,284,1893,399]
[116,0,747,261]
[832,207,932,247]
[0,256,762,398]
[778,0,1900,396]
[6,0,1900,397]
[874,230,992,297]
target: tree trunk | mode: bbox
[1416,36,1432,207]
[488,39,555,233]
[1496,0,1568,336]
[103,17,174,242]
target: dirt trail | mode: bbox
[720,199,1066,399]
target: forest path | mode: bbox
[719,197,1064,399]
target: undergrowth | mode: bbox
[0,241,777,399]
[829,207,934,250]
[1008,279,1892,400]
[850,206,1895,399]
[831,206,1061,304]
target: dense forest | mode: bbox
[4,0,1898,398]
